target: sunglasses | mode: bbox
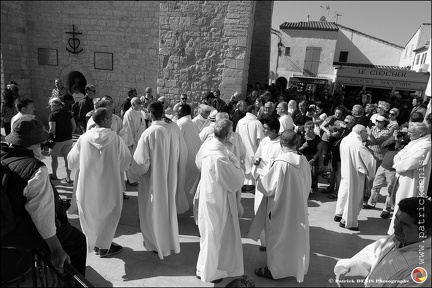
[181,98,187,100]
[389,113,396,116]
[344,121,349,124]
[136,102,142,105]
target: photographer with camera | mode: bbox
[47,97,76,183]
[363,125,410,218]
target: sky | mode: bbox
[272,1,431,47]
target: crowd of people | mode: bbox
[1,79,431,286]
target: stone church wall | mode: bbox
[1,1,272,122]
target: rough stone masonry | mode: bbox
[1,1,272,122]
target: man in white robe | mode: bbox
[177,104,201,196]
[388,122,431,235]
[251,118,282,250]
[248,129,311,282]
[70,98,129,215]
[275,101,294,133]
[335,125,376,231]
[133,102,181,259]
[236,105,264,190]
[194,112,246,223]
[195,119,245,283]
[67,108,131,256]
[123,97,147,185]
[192,104,212,133]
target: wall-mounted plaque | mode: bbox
[37,48,58,66]
[94,52,113,70]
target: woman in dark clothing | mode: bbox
[297,120,322,193]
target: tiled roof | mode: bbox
[333,62,409,70]
[280,21,339,31]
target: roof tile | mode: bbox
[280,21,339,31]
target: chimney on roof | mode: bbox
[307,15,309,22]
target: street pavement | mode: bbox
[2,130,392,287]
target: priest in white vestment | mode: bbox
[195,119,245,283]
[67,108,131,254]
[236,105,265,189]
[123,97,147,185]
[251,118,282,249]
[192,104,212,133]
[133,102,181,259]
[275,101,294,133]
[194,112,246,223]
[248,129,311,282]
[387,122,431,235]
[335,125,376,231]
[177,104,201,196]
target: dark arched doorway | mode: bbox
[276,77,288,91]
[68,71,87,94]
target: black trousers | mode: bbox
[1,223,87,276]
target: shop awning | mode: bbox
[335,66,429,91]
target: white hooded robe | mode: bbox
[195,138,245,282]
[67,127,131,252]
[335,132,376,229]
[248,151,311,281]
[133,120,181,259]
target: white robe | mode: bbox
[252,136,282,213]
[236,112,264,185]
[388,134,431,234]
[248,151,311,281]
[195,138,245,282]
[70,114,129,215]
[133,120,181,259]
[123,108,147,183]
[192,114,210,133]
[163,121,189,214]
[335,132,376,229]
[199,122,215,143]
[177,115,201,196]
[67,127,131,252]
[278,114,294,133]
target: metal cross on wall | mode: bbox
[65,25,83,54]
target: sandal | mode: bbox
[49,174,58,180]
[254,267,273,279]
[65,178,73,184]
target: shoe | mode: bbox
[127,180,138,186]
[259,246,266,252]
[328,193,338,199]
[363,204,375,209]
[49,174,58,180]
[99,243,123,258]
[380,211,390,219]
[196,275,223,283]
[339,222,359,231]
[334,215,342,222]
[94,246,100,255]
[254,267,274,279]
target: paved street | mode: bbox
[2,130,391,287]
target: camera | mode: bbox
[396,131,407,139]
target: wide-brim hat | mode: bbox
[208,109,218,121]
[5,115,50,147]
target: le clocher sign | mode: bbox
[335,66,429,91]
